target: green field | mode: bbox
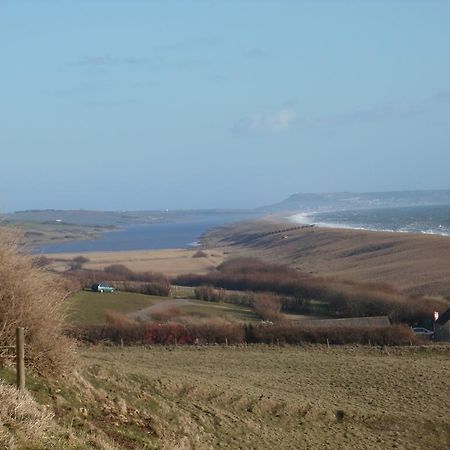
[67,290,258,325]
[66,291,168,325]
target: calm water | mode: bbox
[38,213,254,253]
[291,204,450,236]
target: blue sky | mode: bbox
[1,1,450,211]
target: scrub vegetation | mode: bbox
[0,228,448,448]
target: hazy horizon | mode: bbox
[2,1,450,212]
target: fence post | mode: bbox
[16,327,25,391]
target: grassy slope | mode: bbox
[66,291,167,325]
[80,345,450,449]
[67,291,257,325]
[204,219,450,296]
[2,345,447,449]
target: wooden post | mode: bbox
[326,338,330,349]
[16,327,25,391]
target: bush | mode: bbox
[0,230,74,375]
[75,312,421,347]
[65,266,172,296]
[192,250,208,258]
[194,285,223,302]
[68,255,89,270]
[252,294,282,322]
[175,257,450,323]
[247,323,421,346]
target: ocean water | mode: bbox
[290,204,450,236]
[38,213,254,253]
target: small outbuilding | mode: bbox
[434,309,450,341]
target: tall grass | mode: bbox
[0,230,74,375]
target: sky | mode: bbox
[1,0,450,212]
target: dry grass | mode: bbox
[0,382,55,448]
[46,248,225,277]
[73,344,450,449]
[0,229,74,375]
[204,219,450,296]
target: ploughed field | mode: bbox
[77,345,450,449]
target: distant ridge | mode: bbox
[260,189,450,213]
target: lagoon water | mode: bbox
[291,204,450,236]
[38,213,254,253]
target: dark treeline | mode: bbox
[176,257,449,323]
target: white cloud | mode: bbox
[234,107,297,136]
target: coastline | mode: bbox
[287,205,450,237]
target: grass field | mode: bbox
[79,345,450,449]
[4,344,447,449]
[66,291,169,325]
[67,290,257,325]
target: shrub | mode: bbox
[103,264,133,278]
[65,266,172,296]
[76,319,421,347]
[194,285,223,302]
[252,293,282,322]
[175,257,450,323]
[68,255,90,270]
[248,323,421,346]
[192,250,208,258]
[0,230,74,375]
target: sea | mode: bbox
[289,204,450,236]
[38,212,255,253]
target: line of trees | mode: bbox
[176,257,450,323]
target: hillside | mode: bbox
[203,219,450,296]
[2,345,448,449]
[260,189,450,212]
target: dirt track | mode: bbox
[127,298,194,321]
